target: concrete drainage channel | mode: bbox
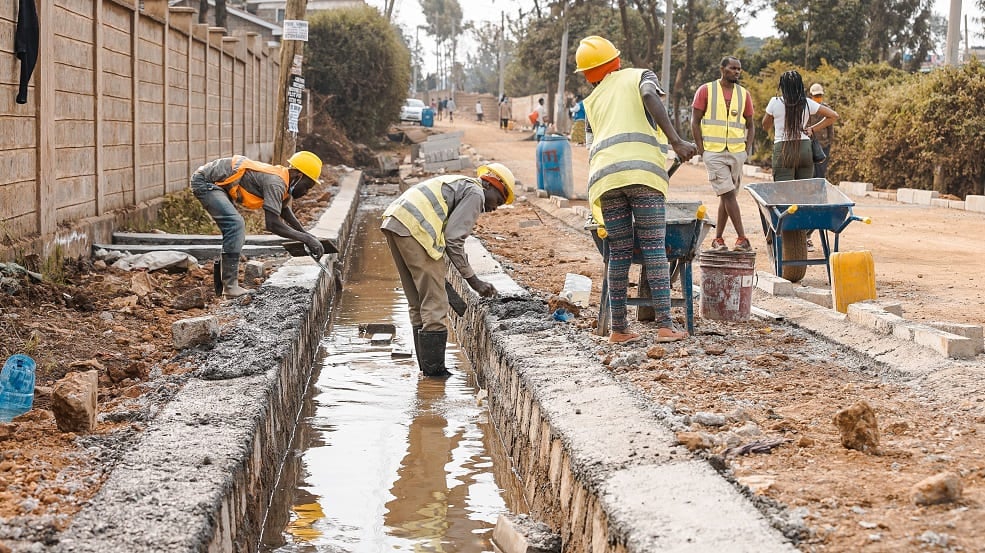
[57,171,794,552]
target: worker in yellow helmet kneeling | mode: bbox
[381,163,515,377]
[575,35,697,344]
[191,151,326,298]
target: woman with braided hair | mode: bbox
[762,70,839,181]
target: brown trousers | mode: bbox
[383,230,449,331]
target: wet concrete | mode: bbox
[260,203,524,552]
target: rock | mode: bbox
[727,408,753,423]
[911,472,962,506]
[703,343,727,355]
[796,435,815,447]
[833,401,880,452]
[244,260,268,283]
[172,287,209,310]
[492,513,561,553]
[172,315,220,349]
[608,351,646,369]
[676,431,714,451]
[646,346,667,359]
[734,421,762,437]
[51,370,98,433]
[693,412,726,427]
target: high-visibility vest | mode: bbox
[383,175,475,260]
[584,68,670,224]
[215,155,290,210]
[699,80,748,153]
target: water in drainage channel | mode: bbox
[260,204,526,552]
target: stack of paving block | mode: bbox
[415,131,473,173]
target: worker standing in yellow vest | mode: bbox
[576,35,697,345]
[381,163,515,377]
[191,151,326,298]
[691,56,756,252]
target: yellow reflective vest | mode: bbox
[699,80,749,153]
[382,175,469,260]
[215,155,290,210]
[584,68,670,226]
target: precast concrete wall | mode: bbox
[0,0,279,261]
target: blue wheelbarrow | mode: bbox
[586,200,713,336]
[746,178,871,283]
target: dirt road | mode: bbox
[436,117,984,327]
[418,116,985,551]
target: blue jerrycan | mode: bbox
[0,354,36,422]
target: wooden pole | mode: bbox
[272,0,309,164]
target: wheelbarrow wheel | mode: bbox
[780,230,808,282]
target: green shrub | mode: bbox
[305,6,411,143]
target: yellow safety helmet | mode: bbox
[477,163,516,205]
[574,36,620,73]
[288,151,323,184]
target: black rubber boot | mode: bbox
[418,329,451,378]
[220,253,250,298]
[412,325,423,372]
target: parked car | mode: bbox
[399,98,427,122]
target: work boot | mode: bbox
[220,253,251,298]
[418,329,452,378]
[412,325,423,372]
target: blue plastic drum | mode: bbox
[421,108,434,127]
[536,134,573,198]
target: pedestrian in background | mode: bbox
[807,83,834,179]
[381,164,516,377]
[575,35,697,345]
[762,70,839,181]
[191,152,325,298]
[438,98,445,121]
[446,96,457,123]
[498,95,512,130]
[475,99,484,122]
[691,56,756,252]
[535,97,549,141]
[569,94,586,145]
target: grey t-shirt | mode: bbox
[192,157,289,215]
[381,177,485,279]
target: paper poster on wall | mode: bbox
[291,54,303,76]
[282,20,309,42]
[287,103,303,133]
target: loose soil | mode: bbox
[1,114,983,552]
[450,117,985,551]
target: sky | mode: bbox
[367,0,984,73]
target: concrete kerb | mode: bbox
[57,170,364,553]
[450,238,795,552]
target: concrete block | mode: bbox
[948,200,966,210]
[965,195,985,213]
[912,189,939,205]
[524,185,536,192]
[847,302,905,335]
[755,271,794,296]
[896,188,915,203]
[839,181,873,196]
[928,322,984,353]
[893,322,916,341]
[910,324,979,359]
[931,198,950,209]
[551,196,570,208]
[536,189,548,198]
[172,315,220,349]
[871,191,895,200]
[742,164,758,177]
[794,286,832,309]
[491,514,561,553]
[244,260,267,282]
[857,299,903,316]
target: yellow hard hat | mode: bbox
[477,163,516,205]
[575,36,620,73]
[288,151,323,183]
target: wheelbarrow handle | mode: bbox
[851,215,873,224]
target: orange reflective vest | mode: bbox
[215,156,290,210]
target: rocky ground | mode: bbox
[0,171,341,547]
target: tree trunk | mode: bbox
[198,0,208,24]
[215,0,227,29]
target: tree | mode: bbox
[420,0,464,90]
[197,0,227,29]
[305,6,410,142]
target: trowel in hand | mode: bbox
[445,281,468,316]
[282,239,339,275]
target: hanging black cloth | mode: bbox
[15,0,40,104]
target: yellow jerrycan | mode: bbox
[830,250,877,313]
